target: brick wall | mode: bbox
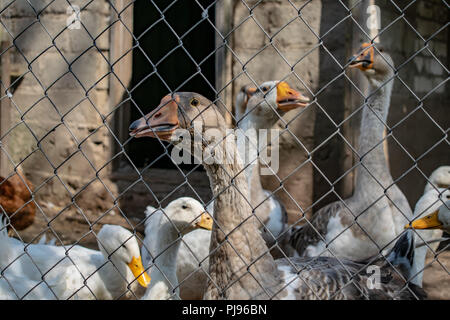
[1,0,447,223]
[1,1,117,212]
[231,0,321,218]
[377,0,449,206]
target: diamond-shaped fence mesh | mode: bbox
[0,0,448,300]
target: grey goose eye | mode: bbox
[190,98,199,107]
[182,205,189,209]
[261,86,268,92]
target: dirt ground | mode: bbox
[15,203,144,250]
[423,250,450,300]
[10,202,450,300]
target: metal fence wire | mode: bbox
[0,0,448,300]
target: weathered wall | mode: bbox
[1,0,117,215]
[312,0,353,209]
[231,0,321,219]
[229,0,449,220]
[1,0,447,223]
[376,0,449,206]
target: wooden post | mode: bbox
[110,0,133,168]
[215,0,233,126]
[367,0,390,168]
[342,1,365,198]
[0,39,11,177]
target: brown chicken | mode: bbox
[0,170,36,231]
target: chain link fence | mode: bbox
[0,0,448,300]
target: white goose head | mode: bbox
[159,197,213,235]
[242,80,310,130]
[407,199,450,233]
[97,225,151,288]
[235,84,257,123]
[425,166,450,192]
[348,43,394,86]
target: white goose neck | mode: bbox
[355,77,394,195]
[237,120,260,190]
[98,248,137,299]
[145,221,183,299]
[237,115,275,219]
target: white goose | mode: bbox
[129,91,424,300]
[236,81,309,257]
[141,197,212,300]
[0,218,150,300]
[289,43,412,262]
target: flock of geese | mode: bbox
[0,43,449,300]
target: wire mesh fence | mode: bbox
[0,0,448,300]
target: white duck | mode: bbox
[0,218,82,300]
[405,166,450,286]
[408,199,450,233]
[129,91,424,300]
[289,43,412,262]
[0,272,73,300]
[424,166,450,192]
[0,219,150,300]
[141,197,212,300]
[235,81,309,257]
[408,188,449,286]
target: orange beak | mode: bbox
[405,210,443,230]
[129,95,180,141]
[195,212,213,230]
[127,256,151,288]
[348,43,374,70]
[276,81,310,112]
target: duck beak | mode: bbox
[129,94,180,141]
[348,43,374,70]
[127,256,151,288]
[195,212,213,230]
[405,209,443,230]
[276,81,310,112]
